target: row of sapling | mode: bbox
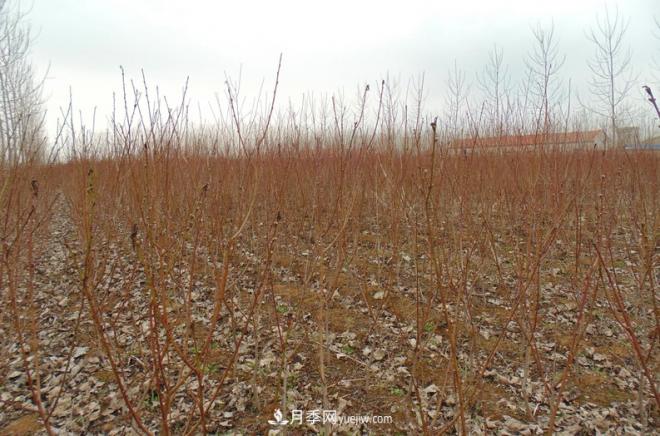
[3,71,656,436]
[0,2,62,435]
[4,79,658,434]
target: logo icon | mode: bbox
[268,408,289,426]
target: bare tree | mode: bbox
[445,60,469,139]
[525,22,566,133]
[585,6,635,147]
[477,45,511,135]
[0,0,46,165]
[653,17,660,85]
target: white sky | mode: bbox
[24,0,660,136]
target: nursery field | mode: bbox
[0,0,659,433]
[0,133,658,434]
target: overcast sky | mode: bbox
[25,0,660,135]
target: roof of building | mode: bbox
[642,135,660,145]
[624,143,660,150]
[450,129,604,149]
